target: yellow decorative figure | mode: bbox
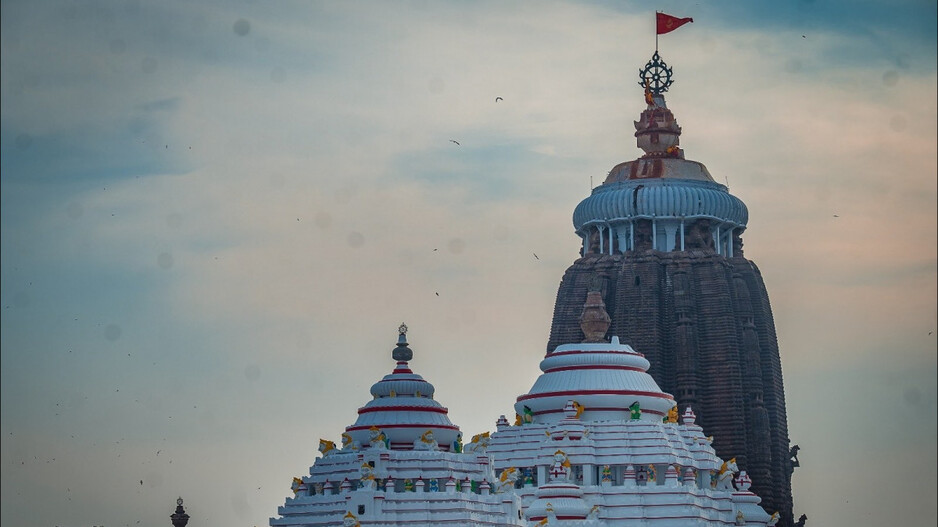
[342,511,360,527]
[666,405,679,423]
[572,400,585,419]
[318,439,336,457]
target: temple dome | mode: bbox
[573,178,748,231]
[344,326,460,450]
[514,336,676,424]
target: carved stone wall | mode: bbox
[546,250,793,526]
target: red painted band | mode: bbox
[358,406,449,415]
[547,349,644,358]
[346,424,460,431]
[516,389,673,402]
[543,365,645,373]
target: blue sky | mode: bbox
[2,1,936,526]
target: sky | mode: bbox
[1,0,935,526]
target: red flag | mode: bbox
[656,12,693,35]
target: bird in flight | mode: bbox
[833,214,839,217]
[495,97,503,102]
[533,253,539,260]
[449,140,460,145]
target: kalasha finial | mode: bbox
[392,323,413,361]
[579,276,611,342]
[171,497,189,527]
[637,51,674,95]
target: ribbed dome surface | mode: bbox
[515,337,675,424]
[345,333,459,451]
[572,178,748,231]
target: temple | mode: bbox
[269,47,796,527]
[547,50,793,523]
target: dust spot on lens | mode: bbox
[109,39,126,55]
[233,18,251,36]
[347,232,365,248]
[157,252,174,269]
[270,67,286,83]
[105,324,122,342]
[244,364,261,381]
[314,212,332,229]
[447,238,465,254]
[15,134,32,150]
[889,115,907,132]
[141,56,158,74]
[67,202,84,219]
[882,70,899,86]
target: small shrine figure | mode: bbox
[465,432,490,454]
[571,400,585,419]
[341,432,359,452]
[342,511,360,527]
[403,478,414,492]
[664,405,678,423]
[628,401,642,420]
[601,465,612,484]
[496,467,519,493]
[714,458,739,491]
[291,477,305,496]
[767,512,780,526]
[414,430,439,451]
[452,432,463,453]
[368,426,389,450]
[313,482,324,496]
[359,463,376,490]
[318,439,337,457]
[521,405,535,424]
[735,511,745,525]
[647,464,657,483]
[428,478,439,492]
[514,413,523,426]
[588,504,601,520]
[549,450,572,481]
[523,468,534,487]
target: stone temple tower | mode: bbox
[546,51,794,525]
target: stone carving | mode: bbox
[496,467,519,493]
[368,426,389,450]
[464,432,491,454]
[318,439,336,457]
[359,463,376,490]
[342,512,360,527]
[714,458,738,491]
[549,450,572,481]
[685,219,715,251]
[413,430,439,451]
[341,432,359,452]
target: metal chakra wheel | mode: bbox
[637,51,674,95]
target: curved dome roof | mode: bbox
[572,177,748,231]
[515,336,676,424]
[345,328,460,450]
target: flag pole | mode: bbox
[655,11,658,51]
